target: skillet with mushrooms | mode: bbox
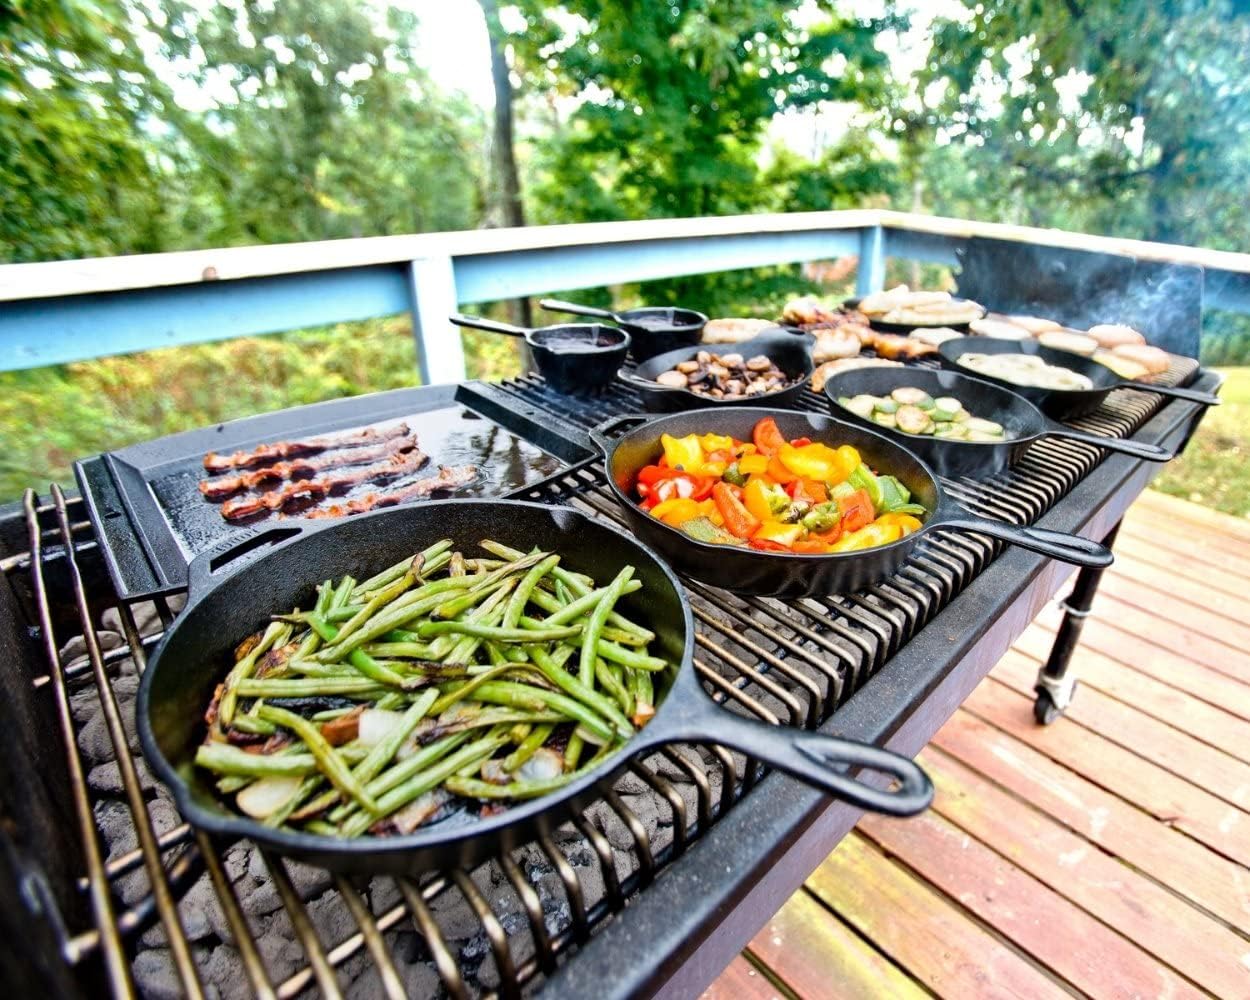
[653,350,792,399]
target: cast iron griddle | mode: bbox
[75,382,588,599]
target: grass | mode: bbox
[0,316,522,502]
[1151,367,1250,519]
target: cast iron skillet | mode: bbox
[618,329,815,413]
[540,298,707,361]
[844,296,985,334]
[823,367,1174,479]
[937,336,1221,420]
[137,499,932,874]
[591,408,1112,597]
[448,314,629,393]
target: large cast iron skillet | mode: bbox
[137,500,932,874]
[592,408,1112,597]
[540,298,707,361]
[937,336,1220,420]
[823,367,1174,479]
[617,329,815,413]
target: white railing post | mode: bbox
[407,256,467,385]
[856,225,886,298]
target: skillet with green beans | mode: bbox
[196,538,670,837]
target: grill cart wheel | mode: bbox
[1033,685,1072,726]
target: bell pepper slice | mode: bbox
[848,463,885,511]
[876,512,924,536]
[752,521,803,546]
[743,477,788,523]
[748,537,791,552]
[778,441,843,481]
[738,454,769,476]
[829,521,904,552]
[791,478,829,506]
[712,482,760,539]
[790,436,813,447]
[661,433,704,472]
[791,538,832,554]
[836,487,875,533]
[650,497,701,527]
[766,455,799,485]
[700,434,737,454]
[752,417,787,456]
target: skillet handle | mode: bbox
[187,525,310,598]
[447,313,528,338]
[588,414,653,458]
[940,510,1113,568]
[702,712,932,816]
[540,298,614,320]
[1040,426,1174,463]
[1121,381,1221,407]
[617,369,684,393]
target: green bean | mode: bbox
[351,540,452,599]
[314,577,483,662]
[629,667,654,713]
[594,656,634,717]
[417,621,583,643]
[305,820,339,836]
[468,681,614,744]
[431,577,512,620]
[305,613,409,687]
[564,732,584,771]
[338,732,508,836]
[257,705,378,811]
[444,770,582,801]
[236,677,389,698]
[221,621,294,728]
[365,641,437,659]
[427,663,518,716]
[432,551,549,619]
[503,554,560,628]
[555,578,573,607]
[536,579,643,628]
[327,569,418,649]
[579,567,633,687]
[441,580,518,662]
[596,638,668,672]
[502,723,554,772]
[328,731,473,822]
[282,689,439,825]
[295,582,334,657]
[229,715,277,736]
[529,645,634,741]
[482,540,653,641]
[196,743,319,778]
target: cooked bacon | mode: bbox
[200,434,419,499]
[220,449,429,520]
[203,422,411,472]
[303,465,479,520]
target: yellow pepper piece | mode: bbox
[660,433,704,472]
[650,497,701,527]
[738,454,769,475]
[753,522,803,546]
[778,441,841,481]
[829,522,904,552]
[698,498,724,527]
[743,477,779,523]
[834,446,861,484]
[875,512,923,536]
[699,461,728,478]
[699,433,736,453]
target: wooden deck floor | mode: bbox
[703,489,1250,1000]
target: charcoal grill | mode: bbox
[0,356,1216,999]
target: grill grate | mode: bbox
[6,356,1194,998]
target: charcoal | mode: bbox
[87,755,158,794]
[75,674,140,762]
[58,629,124,668]
[133,948,185,1000]
[202,943,259,1000]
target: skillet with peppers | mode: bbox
[633,417,928,554]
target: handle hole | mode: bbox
[209,527,301,574]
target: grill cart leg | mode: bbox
[1034,519,1122,725]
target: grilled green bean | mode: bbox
[196,743,319,778]
[579,567,633,686]
[257,705,379,811]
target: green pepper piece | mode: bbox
[849,464,885,511]
[680,516,747,546]
[722,462,747,487]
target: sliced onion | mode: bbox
[357,708,404,748]
[236,775,303,819]
[390,789,451,835]
[518,748,565,781]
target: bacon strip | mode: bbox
[220,450,429,520]
[303,465,479,520]
[203,422,410,472]
[200,434,419,499]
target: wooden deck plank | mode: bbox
[857,809,1207,1000]
[963,679,1250,867]
[931,709,1250,933]
[699,956,788,1000]
[1012,626,1250,764]
[1119,512,1250,579]
[1032,606,1250,718]
[992,650,1250,809]
[742,888,929,1000]
[1109,531,1249,601]
[805,834,1067,1000]
[1096,557,1250,634]
[920,747,1250,998]
[1137,489,1250,545]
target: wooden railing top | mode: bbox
[3,209,1248,304]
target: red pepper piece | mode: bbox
[712,482,760,539]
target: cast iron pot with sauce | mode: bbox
[137,499,933,874]
[937,336,1221,420]
[449,314,630,394]
[540,298,707,361]
[591,408,1112,598]
[617,329,815,413]
[823,367,1175,479]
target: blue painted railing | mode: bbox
[2,210,1248,381]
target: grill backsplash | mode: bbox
[0,358,1194,999]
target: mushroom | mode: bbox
[655,370,689,388]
